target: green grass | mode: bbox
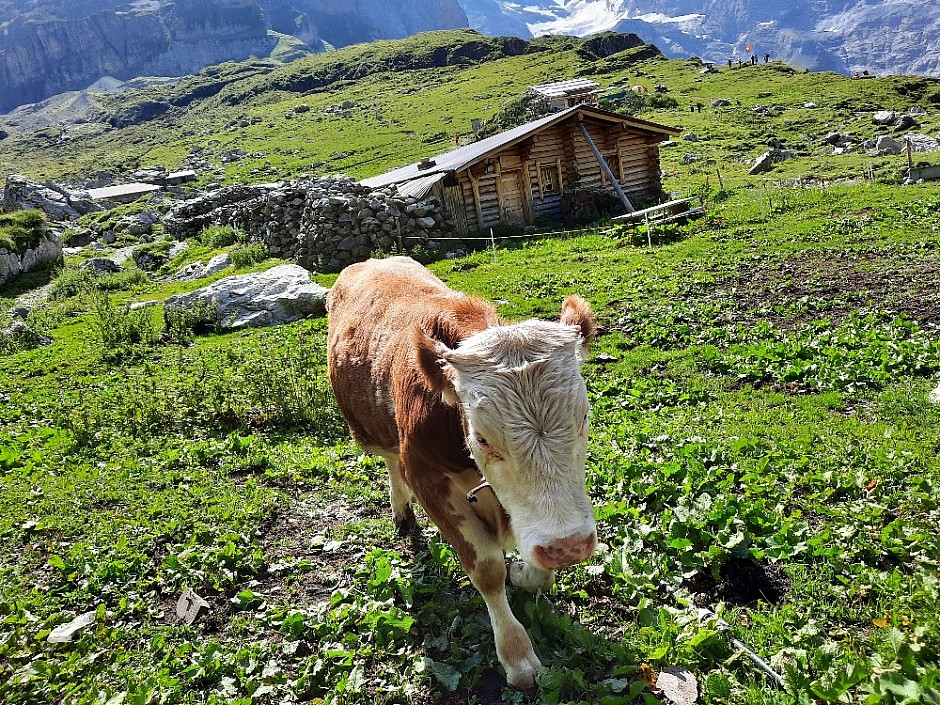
[0,210,46,253]
[2,180,940,704]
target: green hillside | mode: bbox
[2,29,938,191]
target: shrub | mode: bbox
[90,294,160,357]
[647,94,680,109]
[229,242,268,268]
[164,299,221,344]
[49,267,95,300]
[200,225,242,248]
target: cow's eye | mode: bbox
[473,435,502,460]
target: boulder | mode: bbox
[682,133,699,142]
[168,241,189,259]
[681,152,699,164]
[175,254,235,283]
[79,258,122,273]
[873,110,897,125]
[930,382,940,405]
[2,174,102,221]
[711,99,731,107]
[748,149,792,175]
[875,135,904,155]
[894,114,919,131]
[0,232,63,286]
[164,264,328,329]
[820,131,844,146]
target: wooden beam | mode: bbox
[469,174,484,229]
[577,121,634,212]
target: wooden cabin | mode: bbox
[361,105,679,236]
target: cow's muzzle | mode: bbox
[533,531,597,570]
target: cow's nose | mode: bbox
[534,532,597,570]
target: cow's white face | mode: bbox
[440,319,597,571]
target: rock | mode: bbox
[202,253,231,277]
[875,135,904,155]
[873,110,897,125]
[164,264,328,329]
[906,134,940,153]
[908,106,927,115]
[168,241,189,259]
[0,231,63,286]
[820,131,843,145]
[101,230,117,245]
[803,102,818,108]
[682,152,699,164]
[10,306,30,319]
[63,246,84,256]
[129,300,159,310]
[1,320,51,348]
[79,258,122,273]
[748,149,792,175]
[930,382,940,405]
[894,114,919,131]
[711,99,731,107]
[1,175,101,221]
[682,133,699,142]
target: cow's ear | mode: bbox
[560,295,596,349]
[415,327,460,406]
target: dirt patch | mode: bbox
[684,558,790,607]
[720,252,940,329]
[256,495,385,605]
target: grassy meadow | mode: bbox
[2,28,940,705]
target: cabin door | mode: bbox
[498,169,526,225]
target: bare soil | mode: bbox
[718,251,940,329]
[685,557,791,607]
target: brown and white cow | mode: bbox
[326,257,597,688]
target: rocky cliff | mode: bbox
[456,0,940,78]
[0,0,468,114]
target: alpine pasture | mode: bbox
[1,30,940,705]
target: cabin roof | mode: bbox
[361,105,679,190]
[531,78,599,98]
[86,182,163,200]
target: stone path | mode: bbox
[14,245,136,309]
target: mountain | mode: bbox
[0,0,469,114]
[455,0,940,78]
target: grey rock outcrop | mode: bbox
[748,149,793,175]
[2,174,102,222]
[173,253,231,281]
[164,263,328,329]
[874,135,904,155]
[0,232,62,286]
[78,258,122,274]
[873,110,897,125]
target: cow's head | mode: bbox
[418,296,597,571]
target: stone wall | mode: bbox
[164,176,457,272]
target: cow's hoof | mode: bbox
[509,561,556,593]
[394,504,417,536]
[505,653,542,691]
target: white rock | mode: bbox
[164,264,328,329]
[929,383,940,405]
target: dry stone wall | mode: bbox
[164,176,457,272]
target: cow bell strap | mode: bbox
[466,479,492,503]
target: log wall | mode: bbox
[447,115,670,235]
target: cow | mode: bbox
[326,257,597,689]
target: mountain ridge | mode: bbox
[0,0,470,113]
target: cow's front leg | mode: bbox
[470,553,543,688]
[411,469,542,689]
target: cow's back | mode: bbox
[326,257,492,454]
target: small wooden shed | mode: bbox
[361,105,679,236]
